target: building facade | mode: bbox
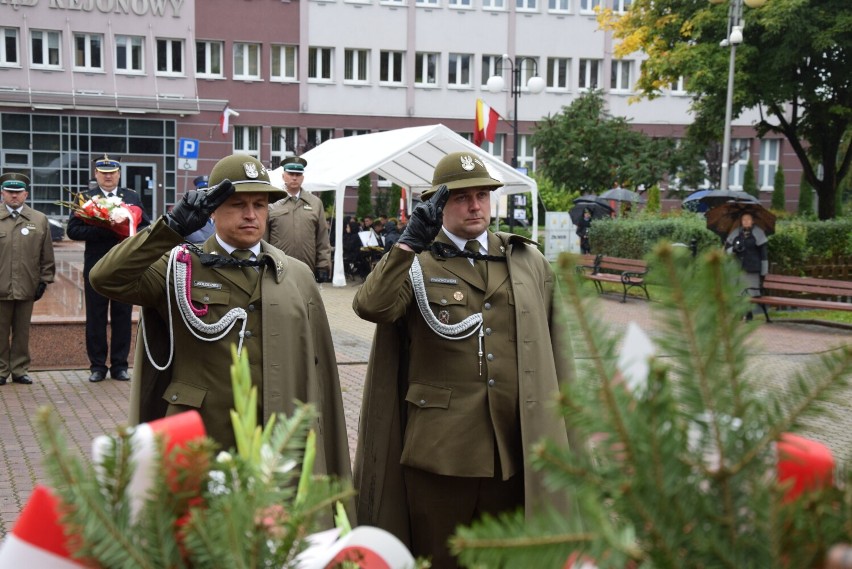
[0,0,798,220]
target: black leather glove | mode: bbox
[397,185,449,253]
[315,269,329,283]
[34,281,47,301]
[165,180,235,237]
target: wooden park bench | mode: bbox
[577,254,650,303]
[747,274,852,322]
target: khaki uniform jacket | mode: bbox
[352,231,575,546]
[266,190,331,273]
[0,206,55,300]
[89,219,351,483]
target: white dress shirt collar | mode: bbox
[215,235,261,258]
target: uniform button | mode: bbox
[487,353,494,361]
[248,304,256,312]
[203,295,210,302]
[485,327,492,336]
[440,299,447,305]
[419,399,427,406]
[245,330,253,338]
[484,302,492,310]
[487,378,495,387]
[171,394,178,402]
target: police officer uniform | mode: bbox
[88,155,351,482]
[66,155,150,382]
[265,156,332,279]
[0,173,55,385]
[353,152,574,567]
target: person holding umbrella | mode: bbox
[576,208,593,254]
[723,212,769,321]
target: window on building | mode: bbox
[518,56,539,90]
[233,126,260,158]
[547,57,569,90]
[448,53,472,88]
[613,0,631,12]
[115,35,143,73]
[516,0,536,10]
[482,0,505,9]
[306,128,333,151]
[233,43,261,80]
[272,127,299,167]
[482,134,506,159]
[548,0,569,12]
[517,135,536,172]
[579,0,600,13]
[727,138,751,190]
[31,30,61,68]
[74,33,103,71]
[196,40,223,78]
[156,38,183,75]
[579,58,600,90]
[759,138,780,190]
[670,75,688,95]
[610,59,632,92]
[380,50,404,85]
[271,45,298,81]
[381,0,405,5]
[415,52,439,86]
[481,54,502,87]
[448,0,471,8]
[308,47,333,81]
[344,129,371,136]
[1,27,20,66]
[344,48,369,83]
[416,0,439,6]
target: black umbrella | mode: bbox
[685,189,757,212]
[573,195,612,209]
[600,187,646,204]
[569,202,612,225]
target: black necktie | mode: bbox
[231,249,259,289]
[465,240,487,282]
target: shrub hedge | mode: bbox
[585,213,852,274]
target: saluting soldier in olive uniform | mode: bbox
[265,156,332,282]
[0,173,55,386]
[353,152,576,568]
[89,154,351,482]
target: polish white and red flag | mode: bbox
[474,98,500,147]
[219,105,240,136]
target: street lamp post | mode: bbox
[487,54,545,232]
[711,0,767,191]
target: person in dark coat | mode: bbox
[575,208,592,254]
[382,219,401,253]
[724,212,768,321]
[66,155,150,383]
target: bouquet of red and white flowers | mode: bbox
[59,192,143,240]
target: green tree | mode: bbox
[645,184,661,213]
[387,183,402,219]
[797,175,815,217]
[601,0,852,219]
[374,186,390,218]
[531,91,678,194]
[356,175,373,219]
[742,158,758,198]
[771,164,786,211]
[535,174,577,212]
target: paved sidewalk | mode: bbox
[0,281,849,537]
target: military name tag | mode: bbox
[303,205,313,210]
[193,280,223,290]
[430,277,458,284]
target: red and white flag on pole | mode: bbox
[0,485,82,568]
[399,187,407,223]
[219,105,240,136]
[474,98,500,147]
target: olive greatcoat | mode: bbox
[352,231,575,546]
[89,219,351,482]
[266,190,331,273]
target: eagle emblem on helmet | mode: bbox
[243,162,259,179]
[460,155,475,171]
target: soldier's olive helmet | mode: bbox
[421,151,503,199]
[209,154,286,199]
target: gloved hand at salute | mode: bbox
[165,179,235,237]
[397,185,449,253]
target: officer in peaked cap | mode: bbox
[266,155,332,282]
[0,172,55,386]
[88,154,352,491]
[67,154,150,383]
[352,151,576,567]
[193,175,209,189]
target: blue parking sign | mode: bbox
[178,138,199,159]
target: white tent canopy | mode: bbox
[269,124,538,287]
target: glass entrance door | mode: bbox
[123,163,157,218]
